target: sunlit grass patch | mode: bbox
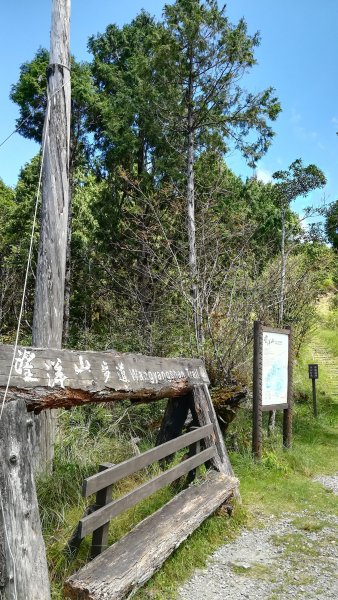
[270,532,320,558]
[291,516,332,532]
[229,562,275,580]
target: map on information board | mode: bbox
[262,331,288,406]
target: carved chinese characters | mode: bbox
[3,345,210,393]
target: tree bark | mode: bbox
[269,202,286,435]
[0,344,210,411]
[32,0,71,473]
[186,46,203,353]
[62,189,72,347]
[0,400,50,600]
[279,203,286,326]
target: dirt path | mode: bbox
[178,479,338,599]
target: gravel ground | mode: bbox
[313,474,338,495]
[178,477,338,600]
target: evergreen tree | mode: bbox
[325,199,338,250]
[157,0,281,351]
[272,159,326,325]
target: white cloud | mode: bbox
[256,168,272,184]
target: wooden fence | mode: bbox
[64,423,237,599]
[0,344,238,600]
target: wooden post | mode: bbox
[187,426,201,484]
[91,463,114,559]
[32,0,71,473]
[156,394,192,447]
[0,400,51,599]
[283,327,293,448]
[191,385,235,479]
[252,321,263,460]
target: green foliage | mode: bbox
[272,159,327,203]
[160,0,281,167]
[325,199,338,250]
[0,157,43,341]
[5,3,328,375]
[87,12,168,179]
[10,48,49,142]
[10,49,93,169]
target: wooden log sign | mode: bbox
[0,345,210,411]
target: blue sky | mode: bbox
[1,0,337,217]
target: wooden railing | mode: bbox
[80,424,215,557]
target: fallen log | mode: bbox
[0,345,209,411]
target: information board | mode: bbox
[252,322,293,459]
[262,332,289,406]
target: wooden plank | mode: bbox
[191,384,235,479]
[0,345,209,411]
[187,428,201,484]
[80,447,215,538]
[64,472,238,600]
[83,424,213,497]
[91,463,114,559]
[0,399,51,599]
[259,325,291,336]
[262,403,288,411]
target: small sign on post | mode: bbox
[308,364,318,380]
[252,322,293,460]
[308,364,319,417]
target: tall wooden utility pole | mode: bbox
[32,0,71,472]
[0,1,70,592]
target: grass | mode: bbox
[290,516,332,532]
[229,562,275,580]
[270,532,321,558]
[39,298,338,599]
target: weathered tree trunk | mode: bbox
[32,0,71,473]
[0,400,50,599]
[186,47,203,353]
[0,344,210,411]
[278,203,286,326]
[62,189,72,347]
[269,203,286,435]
